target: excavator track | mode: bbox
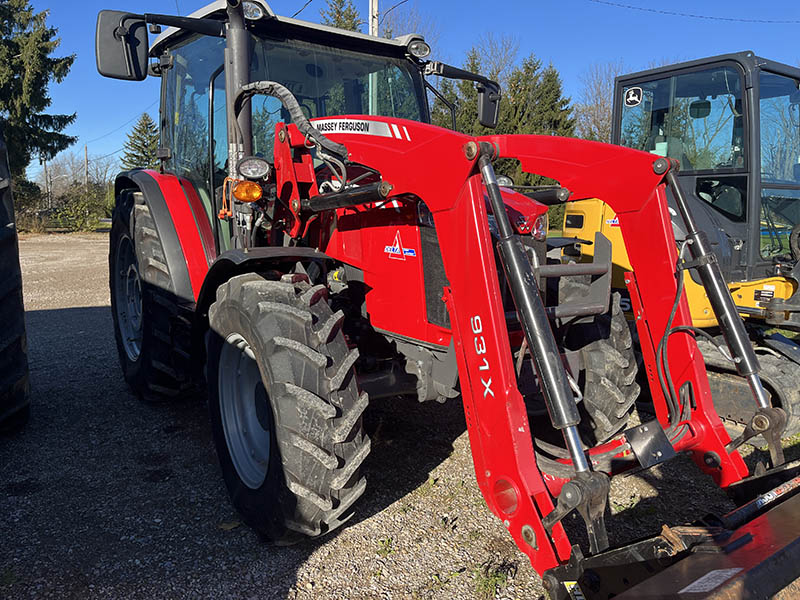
[696,337,800,439]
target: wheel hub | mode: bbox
[114,235,143,361]
[219,333,272,489]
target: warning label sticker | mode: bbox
[313,118,411,141]
[754,287,775,303]
[678,568,742,594]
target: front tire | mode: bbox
[109,190,191,401]
[558,280,640,445]
[207,273,370,543]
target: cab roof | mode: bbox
[150,0,424,57]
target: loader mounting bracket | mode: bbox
[623,419,676,469]
[725,406,787,468]
[543,471,611,555]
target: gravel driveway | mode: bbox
[2,233,797,599]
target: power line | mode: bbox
[95,147,124,160]
[586,0,800,24]
[292,0,313,18]
[84,100,158,145]
[379,0,409,26]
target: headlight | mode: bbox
[407,39,431,59]
[242,1,265,20]
[532,213,548,241]
[238,156,271,180]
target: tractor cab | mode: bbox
[137,0,432,253]
[613,52,800,284]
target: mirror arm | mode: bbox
[142,14,225,37]
[424,61,500,94]
[117,12,225,37]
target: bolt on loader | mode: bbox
[96,2,800,597]
[560,52,800,443]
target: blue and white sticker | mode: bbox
[605,217,620,227]
[384,230,416,260]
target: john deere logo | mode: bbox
[625,87,643,107]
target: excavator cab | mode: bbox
[614,52,800,285]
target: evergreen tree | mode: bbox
[121,113,159,170]
[320,0,362,32]
[0,0,75,177]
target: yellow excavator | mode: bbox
[561,51,800,436]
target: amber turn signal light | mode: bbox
[233,180,263,202]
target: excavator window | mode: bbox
[619,66,745,174]
[758,71,800,259]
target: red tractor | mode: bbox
[96,2,800,597]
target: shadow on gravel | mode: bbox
[1,305,465,599]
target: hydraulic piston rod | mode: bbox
[478,152,590,473]
[663,162,770,409]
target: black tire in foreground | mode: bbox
[558,279,640,445]
[0,131,30,434]
[207,272,370,544]
[109,190,191,401]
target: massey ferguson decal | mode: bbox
[313,118,412,140]
[384,230,417,260]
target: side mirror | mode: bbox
[478,83,500,129]
[689,99,711,119]
[96,10,149,81]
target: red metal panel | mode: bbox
[177,177,217,263]
[142,169,210,300]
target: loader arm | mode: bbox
[305,118,751,574]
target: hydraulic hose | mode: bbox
[233,80,348,160]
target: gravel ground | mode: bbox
[2,233,799,599]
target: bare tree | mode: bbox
[380,2,440,53]
[90,154,119,187]
[475,33,518,88]
[574,60,626,142]
[35,149,118,206]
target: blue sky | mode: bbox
[28,0,800,178]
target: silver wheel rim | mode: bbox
[219,333,272,489]
[114,234,143,361]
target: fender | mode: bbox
[114,169,216,303]
[190,247,335,366]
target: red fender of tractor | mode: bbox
[114,169,217,303]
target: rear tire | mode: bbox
[207,273,370,543]
[109,190,191,401]
[0,136,30,434]
[559,279,640,445]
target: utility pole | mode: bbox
[368,0,379,115]
[42,158,50,209]
[84,144,89,192]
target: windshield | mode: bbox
[619,66,745,172]
[247,36,426,157]
[759,71,800,259]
